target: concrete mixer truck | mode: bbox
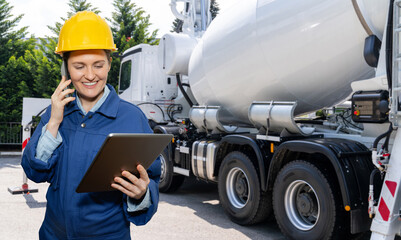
[117,0,401,239]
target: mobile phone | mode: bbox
[61,59,73,98]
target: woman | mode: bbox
[21,11,160,239]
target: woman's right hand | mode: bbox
[47,76,75,138]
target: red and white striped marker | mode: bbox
[377,180,398,222]
[22,138,30,150]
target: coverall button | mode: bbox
[88,115,92,119]
[81,123,86,128]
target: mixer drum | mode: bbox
[188,0,388,126]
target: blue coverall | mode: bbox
[22,84,160,239]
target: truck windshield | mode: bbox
[119,60,132,94]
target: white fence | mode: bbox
[0,122,22,146]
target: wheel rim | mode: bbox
[284,180,320,231]
[160,154,166,183]
[226,167,250,209]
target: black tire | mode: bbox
[159,148,185,193]
[218,151,271,225]
[273,160,342,240]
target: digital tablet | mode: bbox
[76,133,173,193]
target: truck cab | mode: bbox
[118,44,179,123]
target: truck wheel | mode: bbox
[273,160,341,240]
[159,148,185,193]
[218,151,271,225]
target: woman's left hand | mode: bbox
[111,164,150,200]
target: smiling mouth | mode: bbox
[83,81,97,86]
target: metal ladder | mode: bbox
[370,1,401,239]
[391,0,401,127]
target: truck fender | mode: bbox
[219,135,270,192]
[153,125,181,160]
[267,138,373,233]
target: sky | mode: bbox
[11,0,238,38]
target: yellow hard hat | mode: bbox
[55,11,117,54]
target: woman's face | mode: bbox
[68,49,111,104]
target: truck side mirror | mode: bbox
[364,35,381,68]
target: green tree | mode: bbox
[108,0,158,89]
[172,18,183,33]
[24,49,60,98]
[0,0,35,66]
[67,0,99,15]
[0,55,34,122]
[0,0,36,123]
[210,0,220,19]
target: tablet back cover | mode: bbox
[76,133,172,193]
